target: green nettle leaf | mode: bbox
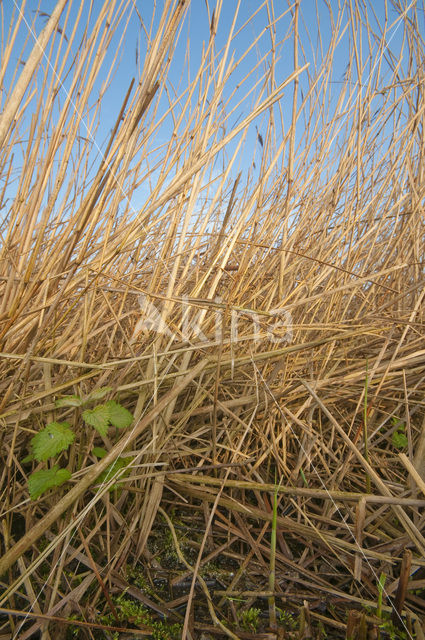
[84,401,132,435]
[83,405,111,436]
[28,466,71,500]
[92,446,108,459]
[87,387,113,402]
[392,430,408,449]
[55,395,83,408]
[105,400,133,429]
[31,422,74,461]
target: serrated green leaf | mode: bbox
[55,395,83,408]
[392,430,408,449]
[28,466,71,500]
[86,387,113,402]
[31,422,74,461]
[83,405,110,436]
[105,400,133,429]
[22,453,34,464]
[92,446,108,459]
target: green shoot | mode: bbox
[239,607,261,633]
[377,572,386,619]
[299,467,308,487]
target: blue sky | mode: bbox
[0,1,419,230]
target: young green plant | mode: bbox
[24,387,133,500]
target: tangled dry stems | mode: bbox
[0,1,424,637]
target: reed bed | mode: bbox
[1,1,424,638]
